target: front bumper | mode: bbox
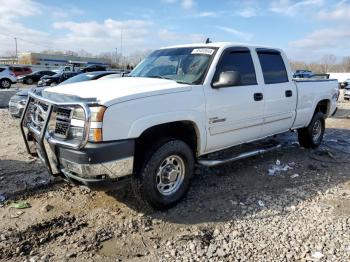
[56,140,135,180]
[20,91,135,190]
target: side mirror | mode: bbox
[212,71,242,88]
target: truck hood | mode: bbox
[42,77,191,106]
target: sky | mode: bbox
[0,0,349,61]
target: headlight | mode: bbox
[69,106,106,142]
[72,106,106,122]
[68,126,103,142]
[19,99,27,105]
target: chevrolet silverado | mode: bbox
[20,42,338,209]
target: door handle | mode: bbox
[254,93,263,101]
[285,90,293,97]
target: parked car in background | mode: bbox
[8,89,31,117]
[60,71,121,85]
[293,70,314,78]
[8,71,119,118]
[79,64,107,73]
[344,85,350,100]
[340,79,350,89]
[17,70,56,85]
[8,66,32,77]
[37,72,79,87]
[0,66,17,89]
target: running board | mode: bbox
[198,144,281,167]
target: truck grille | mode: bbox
[54,107,72,138]
[25,99,73,139]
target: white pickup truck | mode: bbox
[21,42,338,209]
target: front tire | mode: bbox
[132,139,194,210]
[298,112,325,149]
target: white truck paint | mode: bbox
[21,42,339,209]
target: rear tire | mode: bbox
[298,112,325,149]
[0,79,11,89]
[132,139,194,210]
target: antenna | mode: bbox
[205,38,212,44]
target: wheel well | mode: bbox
[134,121,199,171]
[315,99,330,116]
[136,121,198,154]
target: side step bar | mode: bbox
[198,144,281,167]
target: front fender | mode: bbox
[128,111,206,155]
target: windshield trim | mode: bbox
[131,46,219,85]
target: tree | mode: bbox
[320,54,337,73]
[340,57,350,72]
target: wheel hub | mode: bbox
[2,80,10,88]
[312,120,322,142]
[161,165,178,183]
[156,155,185,196]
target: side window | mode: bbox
[257,50,288,84]
[214,50,257,86]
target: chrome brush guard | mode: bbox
[20,91,92,175]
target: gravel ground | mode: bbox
[0,95,349,261]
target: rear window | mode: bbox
[257,50,289,84]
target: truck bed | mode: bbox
[292,79,338,129]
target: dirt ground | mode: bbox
[0,93,349,261]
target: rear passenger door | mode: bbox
[256,49,297,137]
[204,47,265,153]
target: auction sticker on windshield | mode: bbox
[191,48,215,55]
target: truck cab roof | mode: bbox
[161,42,278,51]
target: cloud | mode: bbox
[53,19,153,53]
[237,7,257,18]
[289,27,350,50]
[0,0,51,54]
[181,0,194,9]
[195,11,218,17]
[162,0,195,9]
[269,0,324,16]
[216,26,253,41]
[51,7,84,19]
[158,29,205,43]
[0,0,42,20]
[317,1,350,21]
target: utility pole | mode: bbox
[14,37,18,64]
[115,48,118,67]
[120,29,123,69]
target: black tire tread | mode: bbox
[298,112,325,149]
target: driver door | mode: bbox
[204,47,265,153]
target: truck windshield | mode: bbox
[129,47,217,84]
